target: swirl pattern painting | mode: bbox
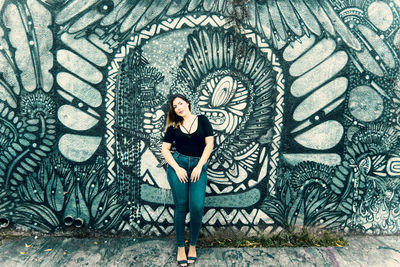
[0,0,398,236]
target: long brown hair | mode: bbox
[165,94,192,131]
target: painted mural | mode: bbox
[0,0,399,236]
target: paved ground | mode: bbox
[0,235,399,266]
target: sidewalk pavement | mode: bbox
[0,235,399,266]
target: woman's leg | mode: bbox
[167,164,189,247]
[188,165,207,246]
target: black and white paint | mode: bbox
[0,0,399,236]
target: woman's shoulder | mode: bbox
[198,114,211,123]
[197,114,213,134]
[166,124,177,132]
[198,114,208,120]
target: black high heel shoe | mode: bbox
[188,256,197,264]
[177,260,188,266]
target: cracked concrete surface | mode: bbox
[0,236,399,266]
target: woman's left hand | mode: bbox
[190,165,203,182]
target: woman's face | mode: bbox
[172,97,190,117]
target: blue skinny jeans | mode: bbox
[167,151,207,247]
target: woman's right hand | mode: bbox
[174,166,188,183]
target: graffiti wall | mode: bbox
[0,0,400,236]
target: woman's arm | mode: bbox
[190,136,214,182]
[161,142,188,182]
[161,142,180,170]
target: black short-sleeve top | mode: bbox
[163,115,213,157]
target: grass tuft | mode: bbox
[197,228,348,248]
[0,232,16,246]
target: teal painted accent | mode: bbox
[141,184,260,208]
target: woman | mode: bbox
[161,94,214,266]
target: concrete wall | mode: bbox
[0,0,399,236]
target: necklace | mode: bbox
[181,116,198,134]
